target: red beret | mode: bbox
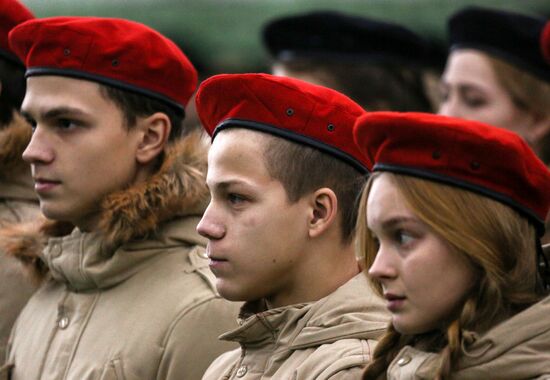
[542,21,550,65]
[195,73,368,173]
[8,16,197,113]
[0,0,34,66]
[353,112,550,235]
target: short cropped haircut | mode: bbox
[262,134,366,243]
[99,85,185,141]
[0,58,26,126]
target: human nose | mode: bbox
[196,202,226,240]
[367,244,397,282]
[22,126,55,165]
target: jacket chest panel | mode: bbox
[41,290,100,379]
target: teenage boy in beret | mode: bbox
[0,16,239,379]
[0,0,40,364]
[195,73,389,379]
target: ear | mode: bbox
[135,112,171,165]
[307,188,338,239]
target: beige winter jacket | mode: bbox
[0,116,40,363]
[203,273,389,380]
[386,293,550,380]
[0,134,240,380]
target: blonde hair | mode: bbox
[359,172,544,379]
[486,54,550,164]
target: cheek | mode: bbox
[407,256,474,328]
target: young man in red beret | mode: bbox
[195,73,389,379]
[0,17,239,379]
[0,0,40,363]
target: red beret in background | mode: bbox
[9,16,197,113]
[0,0,34,66]
[353,112,550,234]
[195,73,368,173]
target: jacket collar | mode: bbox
[44,216,205,291]
[0,114,37,201]
[389,294,550,379]
[220,274,388,349]
[0,132,209,285]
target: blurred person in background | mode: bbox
[0,0,40,364]
[439,7,550,166]
[262,10,444,112]
[439,7,550,245]
[1,16,239,379]
[354,112,550,379]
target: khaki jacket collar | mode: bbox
[389,294,550,379]
[221,274,388,349]
[44,216,206,291]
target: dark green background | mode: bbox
[22,0,550,75]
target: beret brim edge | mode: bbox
[213,118,369,175]
[375,163,546,236]
[26,66,185,115]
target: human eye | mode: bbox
[227,193,247,206]
[462,89,487,108]
[464,96,486,108]
[394,229,415,248]
[56,118,80,130]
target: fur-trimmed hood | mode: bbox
[0,132,209,285]
[0,114,36,201]
[0,114,31,174]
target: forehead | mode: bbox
[367,174,413,226]
[444,49,497,84]
[207,128,273,184]
[22,75,113,114]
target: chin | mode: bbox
[217,281,263,303]
[393,318,435,336]
[216,283,245,302]
[40,205,78,225]
[40,205,64,221]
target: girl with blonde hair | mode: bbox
[354,112,550,379]
[439,7,550,166]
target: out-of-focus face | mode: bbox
[366,174,476,335]
[272,62,328,87]
[21,76,142,230]
[196,129,311,307]
[439,49,533,138]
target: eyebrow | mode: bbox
[21,106,89,121]
[456,83,487,94]
[207,179,252,191]
[376,216,418,230]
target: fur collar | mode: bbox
[0,131,209,284]
[0,114,32,174]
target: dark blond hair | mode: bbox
[359,172,545,379]
[486,54,550,164]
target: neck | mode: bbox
[265,240,360,309]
